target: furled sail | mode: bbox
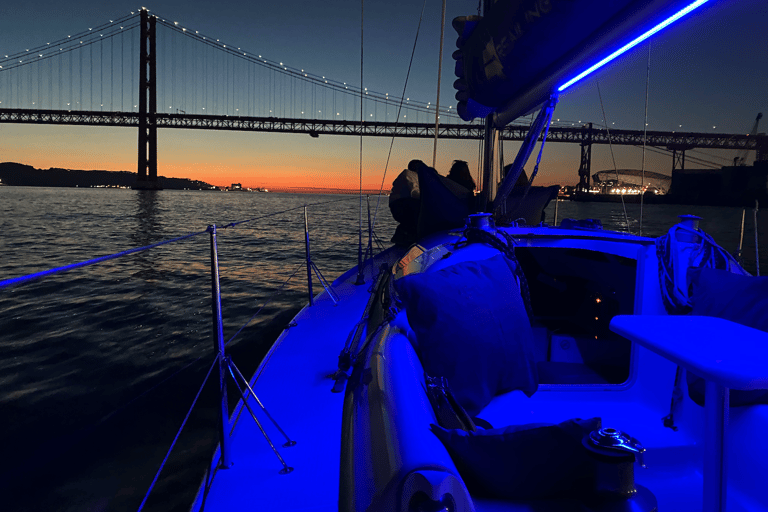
[453,0,712,127]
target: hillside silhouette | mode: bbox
[0,162,215,190]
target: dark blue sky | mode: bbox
[1,0,766,187]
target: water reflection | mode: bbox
[131,190,165,281]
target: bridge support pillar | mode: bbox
[756,135,768,162]
[134,8,160,190]
[669,144,694,173]
[577,123,592,192]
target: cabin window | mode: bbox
[516,247,637,386]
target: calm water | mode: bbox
[0,187,765,511]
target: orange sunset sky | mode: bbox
[1,0,766,191]
[0,122,712,191]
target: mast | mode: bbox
[478,0,499,213]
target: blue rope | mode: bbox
[0,229,209,289]
[137,355,219,512]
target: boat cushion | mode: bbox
[432,417,601,499]
[687,267,768,406]
[394,254,538,416]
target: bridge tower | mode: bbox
[577,123,593,192]
[668,143,693,173]
[134,9,160,190]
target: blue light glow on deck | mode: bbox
[557,0,711,92]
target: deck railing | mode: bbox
[0,195,385,511]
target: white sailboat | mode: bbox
[191,1,768,511]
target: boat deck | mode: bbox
[192,234,768,512]
[191,271,374,511]
[191,250,401,512]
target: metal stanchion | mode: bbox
[209,224,232,469]
[304,206,314,306]
[754,200,760,276]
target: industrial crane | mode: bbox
[734,112,763,166]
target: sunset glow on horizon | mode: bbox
[1,0,766,192]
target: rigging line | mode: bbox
[95,351,210,429]
[80,39,83,109]
[432,0,447,168]
[370,0,429,233]
[110,36,113,111]
[596,81,631,234]
[120,29,123,111]
[477,133,483,189]
[136,355,218,512]
[640,42,650,237]
[100,36,103,110]
[224,261,305,348]
[357,0,364,283]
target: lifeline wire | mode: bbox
[137,356,219,512]
[224,261,305,347]
[2,197,358,290]
[220,196,357,229]
[0,229,208,289]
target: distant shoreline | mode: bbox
[0,162,388,195]
[0,162,215,190]
[268,187,387,195]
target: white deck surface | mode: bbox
[191,238,768,512]
[192,274,374,512]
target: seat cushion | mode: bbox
[394,254,538,416]
[432,417,601,499]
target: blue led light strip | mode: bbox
[557,0,710,92]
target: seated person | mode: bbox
[389,159,424,245]
[446,160,477,193]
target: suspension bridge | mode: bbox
[1,9,764,189]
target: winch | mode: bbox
[582,427,658,511]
